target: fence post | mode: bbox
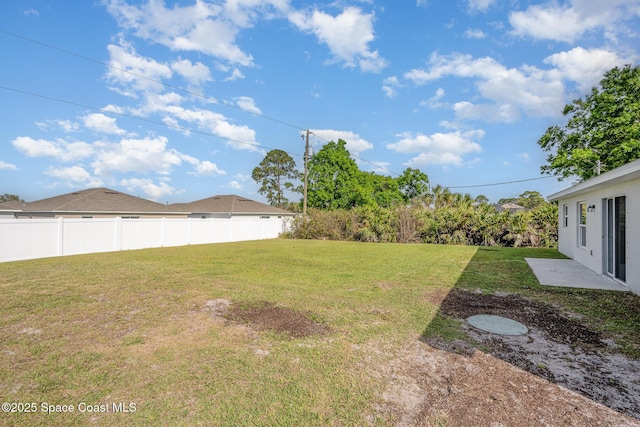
[114,217,122,251]
[57,217,64,256]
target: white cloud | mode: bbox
[419,87,446,109]
[91,136,183,176]
[0,160,18,171]
[102,104,125,114]
[106,41,172,95]
[171,58,211,87]
[193,160,226,176]
[12,137,94,162]
[160,105,261,152]
[467,0,496,12]
[44,166,104,187]
[105,0,290,67]
[310,129,374,156]
[57,120,80,133]
[120,178,180,201]
[403,52,567,122]
[223,67,245,81]
[382,76,401,98]
[289,6,387,73]
[464,28,486,39]
[84,113,126,135]
[235,96,262,114]
[35,120,80,133]
[387,129,484,167]
[509,0,640,43]
[544,46,627,91]
[229,180,243,190]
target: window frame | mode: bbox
[577,201,587,248]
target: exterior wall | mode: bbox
[556,178,639,294]
[0,216,292,263]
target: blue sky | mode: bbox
[1,0,639,205]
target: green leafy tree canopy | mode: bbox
[539,64,640,180]
[252,149,302,208]
[306,140,429,210]
[0,194,23,203]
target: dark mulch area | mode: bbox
[429,289,640,420]
[438,289,602,347]
[224,301,330,338]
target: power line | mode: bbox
[310,132,402,177]
[0,28,406,178]
[1,28,408,177]
[0,28,306,132]
[0,84,297,156]
[447,175,558,189]
[2,29,560,191]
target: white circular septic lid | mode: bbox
[467,314,528,336]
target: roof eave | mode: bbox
[548,160,640,201]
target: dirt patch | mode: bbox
[412,289,640,424]
[373,339,640,427]
[209,299,330,338]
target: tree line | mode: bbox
[251,64,640,248]
[252,140,558,247]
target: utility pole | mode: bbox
[303,129,311,216]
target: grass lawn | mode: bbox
[0,239,638,426]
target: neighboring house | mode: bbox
[0,188,296,263]
[0,200,25,219]
[548,158,640,295]
[2,188,178,219]
[0,187,294,220]
[168,195,294,219]
[499,202,525,213]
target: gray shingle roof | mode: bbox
[169,195,294,215]
[3,188,294,216]
[15,188,169,213]
[0,200,27,210]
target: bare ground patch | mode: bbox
[202,294,640,426]
[386,289,640,426]
[205,299,330,338]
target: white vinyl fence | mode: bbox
[0,216,291,263]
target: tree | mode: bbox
[397,168,429,203]
[539,64,640,180]
[516,190,547,210]
[252,149,301,208]
[0,194,23,203]
[474,195,489,205]
[307,139,364,210]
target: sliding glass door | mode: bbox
[604,196,626,282]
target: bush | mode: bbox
[289,203,558,248]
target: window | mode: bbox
[562,204,569,227]
[578,202,587,247]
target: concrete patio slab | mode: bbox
[525,258,628,292]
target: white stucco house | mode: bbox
[548,158,640,295]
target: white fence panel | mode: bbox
[0,219,60,262]
[62,218,117,256]
[190,219,214,244]
[120,219,164,250]
[0,216,291,263]
[213,218,234,243]
[162,219,192,247]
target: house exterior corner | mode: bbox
[549,158,640,295]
